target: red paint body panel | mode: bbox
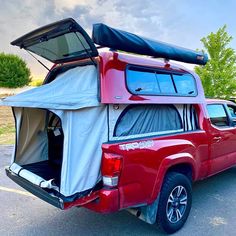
[84,189,119,213]
[102,129,209,209]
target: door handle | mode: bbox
[213,136,222,142]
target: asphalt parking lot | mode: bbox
[1,145,236,236]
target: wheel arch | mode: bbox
[166,163,193,181]
[130,157,195,226]
[150,153,197,204]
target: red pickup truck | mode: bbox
[2,18,236,234]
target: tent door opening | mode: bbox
[20,112,64,187]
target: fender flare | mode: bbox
[149,152,197,204]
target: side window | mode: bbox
[207,104,229,127]
[126,66,197,97]
[114,104,182,137]
[156,74,175,94]
[172,74,197,95]
[126,69,160,94]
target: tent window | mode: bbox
[114,104,182,137]
[126,66,197,96]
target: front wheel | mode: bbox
[156,172,192,234]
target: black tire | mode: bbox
[156,172,192,234]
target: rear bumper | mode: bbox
[84,188,119,213]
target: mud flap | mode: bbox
[127,197,159,225]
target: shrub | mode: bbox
[0,53,31,88]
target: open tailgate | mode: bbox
[6,168,99,210]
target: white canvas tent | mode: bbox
[0,65,108,197]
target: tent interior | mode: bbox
[19,110,64,187]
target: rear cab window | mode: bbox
[126,66,197,96]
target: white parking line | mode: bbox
[0,186,34,197]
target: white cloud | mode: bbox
[0,0,176,77]
[54,0,88,12]
[52,0,170,39]
[0,1,58,77]
[1,0,234,77]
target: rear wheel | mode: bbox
[156,172,192,234]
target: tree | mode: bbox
[195,25,236,99]
[0,53,31,88]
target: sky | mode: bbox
[0,0,236,79]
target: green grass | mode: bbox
[0,124,15,145]
[0,125,15,135]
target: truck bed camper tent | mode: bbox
[1,18,208,208]
[2,65,108,201]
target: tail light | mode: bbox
[101,153,123,187]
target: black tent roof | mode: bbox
[92,23,208,65]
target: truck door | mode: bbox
[207,103,236,174]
